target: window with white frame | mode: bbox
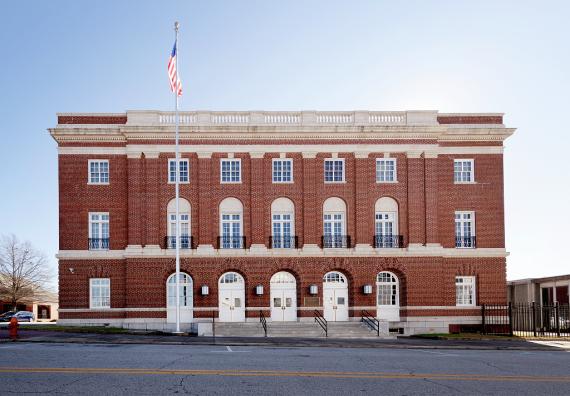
[454,159,474,183]
[89,212,109,250]
[88,160,109,184]
[375,213,397,247]
[272,159,293,183]
[166,198,191,248]
[168,159,189,183]
[221,214,242,248]
[455,276,476,306]
[90,278,110,308]
[272,214,293,248]
[376,159,397,182]
[220,159,241,183]
[324,159,345,182]
[455,211,475,248]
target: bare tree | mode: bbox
[0,234,51,311]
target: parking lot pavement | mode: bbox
[0,342,570,395]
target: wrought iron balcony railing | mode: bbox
[88,238,110,250]
[322,235,351,249]
[165,236,193,249]
[217,236,246,249]
[269,236,298,249]
[455,236,477,248]
[374,235,403,248]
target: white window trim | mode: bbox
[453,159,475,184]
[455,276,476,307]
[87,159,110,185]
[168,159,190,184]
[220,158,242,184]
[272,158,294,184]
[375,158,398,183]
[88,212,109,239]
[219,212,243,236]
[89,278,111,309]
[455,211,476,249]
[324,158,346,183]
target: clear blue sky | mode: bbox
[1,0,568,284]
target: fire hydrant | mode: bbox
[8,317,18,340]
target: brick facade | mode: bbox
[51,110,514,334]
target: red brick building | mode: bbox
[50,110,514,334]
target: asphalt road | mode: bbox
[1,342,569,395]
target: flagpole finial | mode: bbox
[174,21,179,32]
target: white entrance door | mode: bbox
[376,271,400,321]
[218,272,246,322]
[166,273,193,323]
[270,272,297,322]
[322,271,349,321]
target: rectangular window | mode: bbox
[89,212,109,250]
[272,213,294,248]
[376,159,397,182]
[456,276,476,306]
[375,212,398,248]
[88,160,109,184]
[324,159,345,183]
[323,213,345,247]
[454,159,474,183]
[221,213,242,248]
[90,278,110,309]
[168,159,189,183]
[168,214,190,249]
[455,211,476,248]
[220,159,241,183]
[272,159,293,183]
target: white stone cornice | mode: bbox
[143,151,160,159]
[55,247,509,260]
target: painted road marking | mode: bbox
[226,346,232,352]
[0,367,569,382]
[210,346,250,353]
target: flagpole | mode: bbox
[174,21,181,334]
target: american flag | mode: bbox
[168,40,182,96]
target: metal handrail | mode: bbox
[259,310,268,337]
[165,235,193,249]
[217,236,246,249]
[88,238,109,250]
[455,236,476,248]
[361,310,380,336]
[269,236,298,249]
[314,310,328,337]
[373,235,403,248]
[321,235,351,248]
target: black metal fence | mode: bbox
[482,303,570,337]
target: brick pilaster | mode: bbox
[197,155,213,246]
[127,154,142,246]
[250,154,265,246]
[354,153,372,247]
[144,153,160,246]
[424,153,439,244]
[302,153,317,245]
[406,153,425,245]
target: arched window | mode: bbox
[167,272,193,307]
[323,197,347,248]
[374,197,399,248]
[167,198,191,249]
[219,272,244,284]
[271,198,295,248]
[376,271,399,306]
[219,198,244,249]
[323,271,347,283]
[270,271,296,284]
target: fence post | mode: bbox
[532,302,537,337]
[481,304,486,335]
[508,302,513,337]
[555,302,560,337]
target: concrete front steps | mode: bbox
[212,321,391,339]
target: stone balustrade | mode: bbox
[127,110,437,126]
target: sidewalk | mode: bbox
[1,329,568,351]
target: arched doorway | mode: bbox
[218,272,246,322]
[322,271,349,321]
[166,272,193,323]
[376,271,400,321]
[270,271,297,321]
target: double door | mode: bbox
[219,289,245,322]
[271,289,297,321]
[323,287,349,321]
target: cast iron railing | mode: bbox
[259,310,268,337]
[269,236,298,249]
[217,236,246,249]
[455,236,476,248]
[165,236,193,249]
[314,310,328,337]
[322,235,351,248]
[374,235,403,248]
[361,310,380,336]
[88,238,109,250]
